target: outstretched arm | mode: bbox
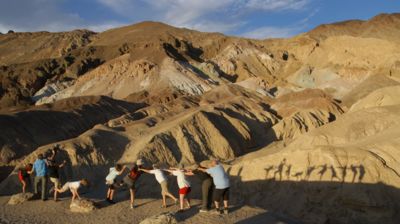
[184,170,195,176]
[27,167,35,174]
[59,160,67,168]
[163,169,174,173]
[117,165,127,175]
[139,168,152,174]
[74,188,81,199]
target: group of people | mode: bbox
[17,146,88,202]
[18,146,231,214]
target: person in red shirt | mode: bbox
[18,163,33,193]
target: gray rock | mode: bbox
[69,199,96,213]
[8,193,34,205]
[139,212,178,224]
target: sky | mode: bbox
[0,0,399,39]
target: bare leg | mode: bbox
[54,190,58,201]
[166,192,177,202]
[106,188,111,199]
[21,180,26,193]
[130,189,135,207]
[72,191,77,201]
[179,194,184,210]
[186,196,191,209]
[223,200,228,209]
[162,194,167,207]
[109,189,115,200]
[214,201,220,210]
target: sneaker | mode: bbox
[223,208,229,215]
[199,209,208,213]
[130,204,134,209]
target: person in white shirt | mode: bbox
[165,164,193,211]
[55,179,88,201]
[140,164,177,208]
[105,164,126,204]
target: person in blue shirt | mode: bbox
[199,159,230,214]
[28,154,48,200]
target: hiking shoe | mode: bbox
[199,209,208,213]
[223,208,229,214]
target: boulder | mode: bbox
[69,199,96,213]
[8,193,34,205]
[139,212,178,224]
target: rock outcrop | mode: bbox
[70,199,96,213]
[8,193,34,205]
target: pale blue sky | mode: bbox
[0,0,399,39]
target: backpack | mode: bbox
[129,166,141,180]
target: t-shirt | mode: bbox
[149,169,167,183]
[33,159,47,177]
[172,170,190,189]
[206,164,230,189]
[105,167,120,183]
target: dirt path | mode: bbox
[0,196,298,224]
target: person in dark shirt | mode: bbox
[191,164,214,212]
[46,147,66,201]
[122,159,144,209]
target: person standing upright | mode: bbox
[192,163,214,212]
[46,147,67,201]
[164,164,192,212]
[199,160,230,214]
[29,154,48,201]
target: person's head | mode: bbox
[26,163,33,170]
[80,178,89,186]
[191,164,199,170]
[136,159,144,167]
[115,164,123,171]
[38,154,44,160]
[211,159,219,167]
[152,164,159,170]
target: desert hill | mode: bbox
[1,13,400,224]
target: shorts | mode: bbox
[106,180,118,190]
[160,181,171,196]
[50,177,61,188]
[213,187,230,202]
[60,183,70,193]
[123,176,137,190]
[179,187,191,195]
